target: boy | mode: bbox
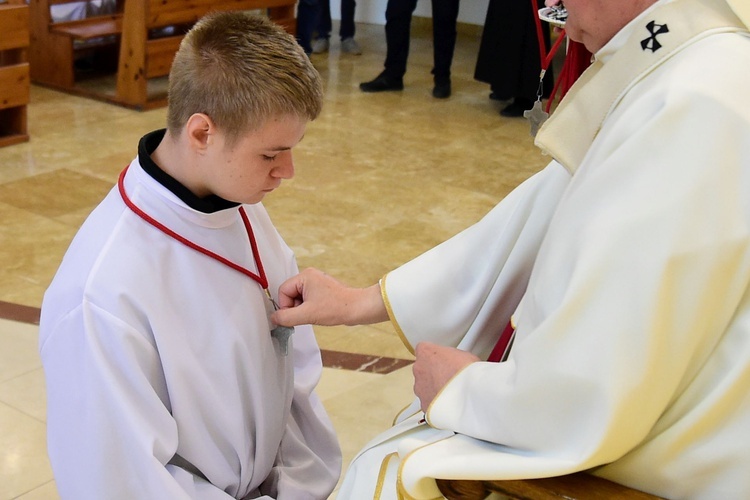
[39,12,341,499]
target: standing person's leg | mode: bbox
[296,0,320,55]
[430,0,460,98]
[313,0,332,53]
[339,0,362,54]
[360,0,418,91]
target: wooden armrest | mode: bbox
[50,15,122,40]
[436,472,663,499]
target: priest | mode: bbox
[273,0,750,498]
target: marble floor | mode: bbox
[0,20,552,499]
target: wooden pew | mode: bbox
[114,0,296,110]
[0,0,31,147]
[29,0,123,90]
[436,472,664,499]
[28,0,296,109]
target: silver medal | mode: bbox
[524,99,549,137]
[271,326,294,356]
[265,289,293,356]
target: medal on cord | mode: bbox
[526,3,568,136]
[117,166,294,356]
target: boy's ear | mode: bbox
[185,113,215,152]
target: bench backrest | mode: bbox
[145,0,294,29]
[115,0,296,108]
[28,0,124,86]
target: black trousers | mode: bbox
[382,0,460,81]
[317,0,357,40]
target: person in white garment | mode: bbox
[271,0,750,498]
[39,12,341,500]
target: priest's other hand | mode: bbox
[272,268,388,327]
[413,342,480,412]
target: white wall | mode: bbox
[329,0,490,26]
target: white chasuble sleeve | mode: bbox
[409,35,750,497]
[383,162,570,358]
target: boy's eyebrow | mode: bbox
[266,134,305,151]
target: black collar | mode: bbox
[138,129,240,214]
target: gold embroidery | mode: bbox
[396,434,454,500]
[380,274,414,355]
[373,452,398,500]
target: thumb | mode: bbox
[271,304,309,327]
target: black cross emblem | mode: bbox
[641,21,669,52]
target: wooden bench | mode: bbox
[436,472,664,499]
[29,0,124,90]
[28,0,296,110]
[0,0,31,147]
[114,0,296,110]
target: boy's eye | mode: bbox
[262,155,278,161]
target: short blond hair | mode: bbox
[167,12,323,144]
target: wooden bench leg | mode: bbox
[30,34,76,88]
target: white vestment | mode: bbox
[338,0,750,498]
[40,151,341,499]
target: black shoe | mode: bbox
[432,80,451,99]
[360,73,404,92]
[500,98,534,117]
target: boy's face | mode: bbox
[201,115,307,205]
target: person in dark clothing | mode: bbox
[359,0,461,99]
[296,0,319,55]
[312,0,362,54]
[475,0,554,116]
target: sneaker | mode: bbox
[360,72,404,92]
[312,38,329,54]
[341,37,362,55]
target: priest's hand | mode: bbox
[413,342,480,412]
[272,268,389,327]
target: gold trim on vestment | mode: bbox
[396,433,455,500]
[373,452,398,500]
[392,405,422,427]
[380,273,415,355]
[424,362,475,426]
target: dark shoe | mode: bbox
[489,91,509,101]
[360,73,404,92]
[432,80,451,99]
[500,98,534,117]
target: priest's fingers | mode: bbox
[276,271,310,309]
[413,342,480,412]
[272,268,356,326]
[273,268,389,327]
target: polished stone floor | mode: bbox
[0,21,551,499]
